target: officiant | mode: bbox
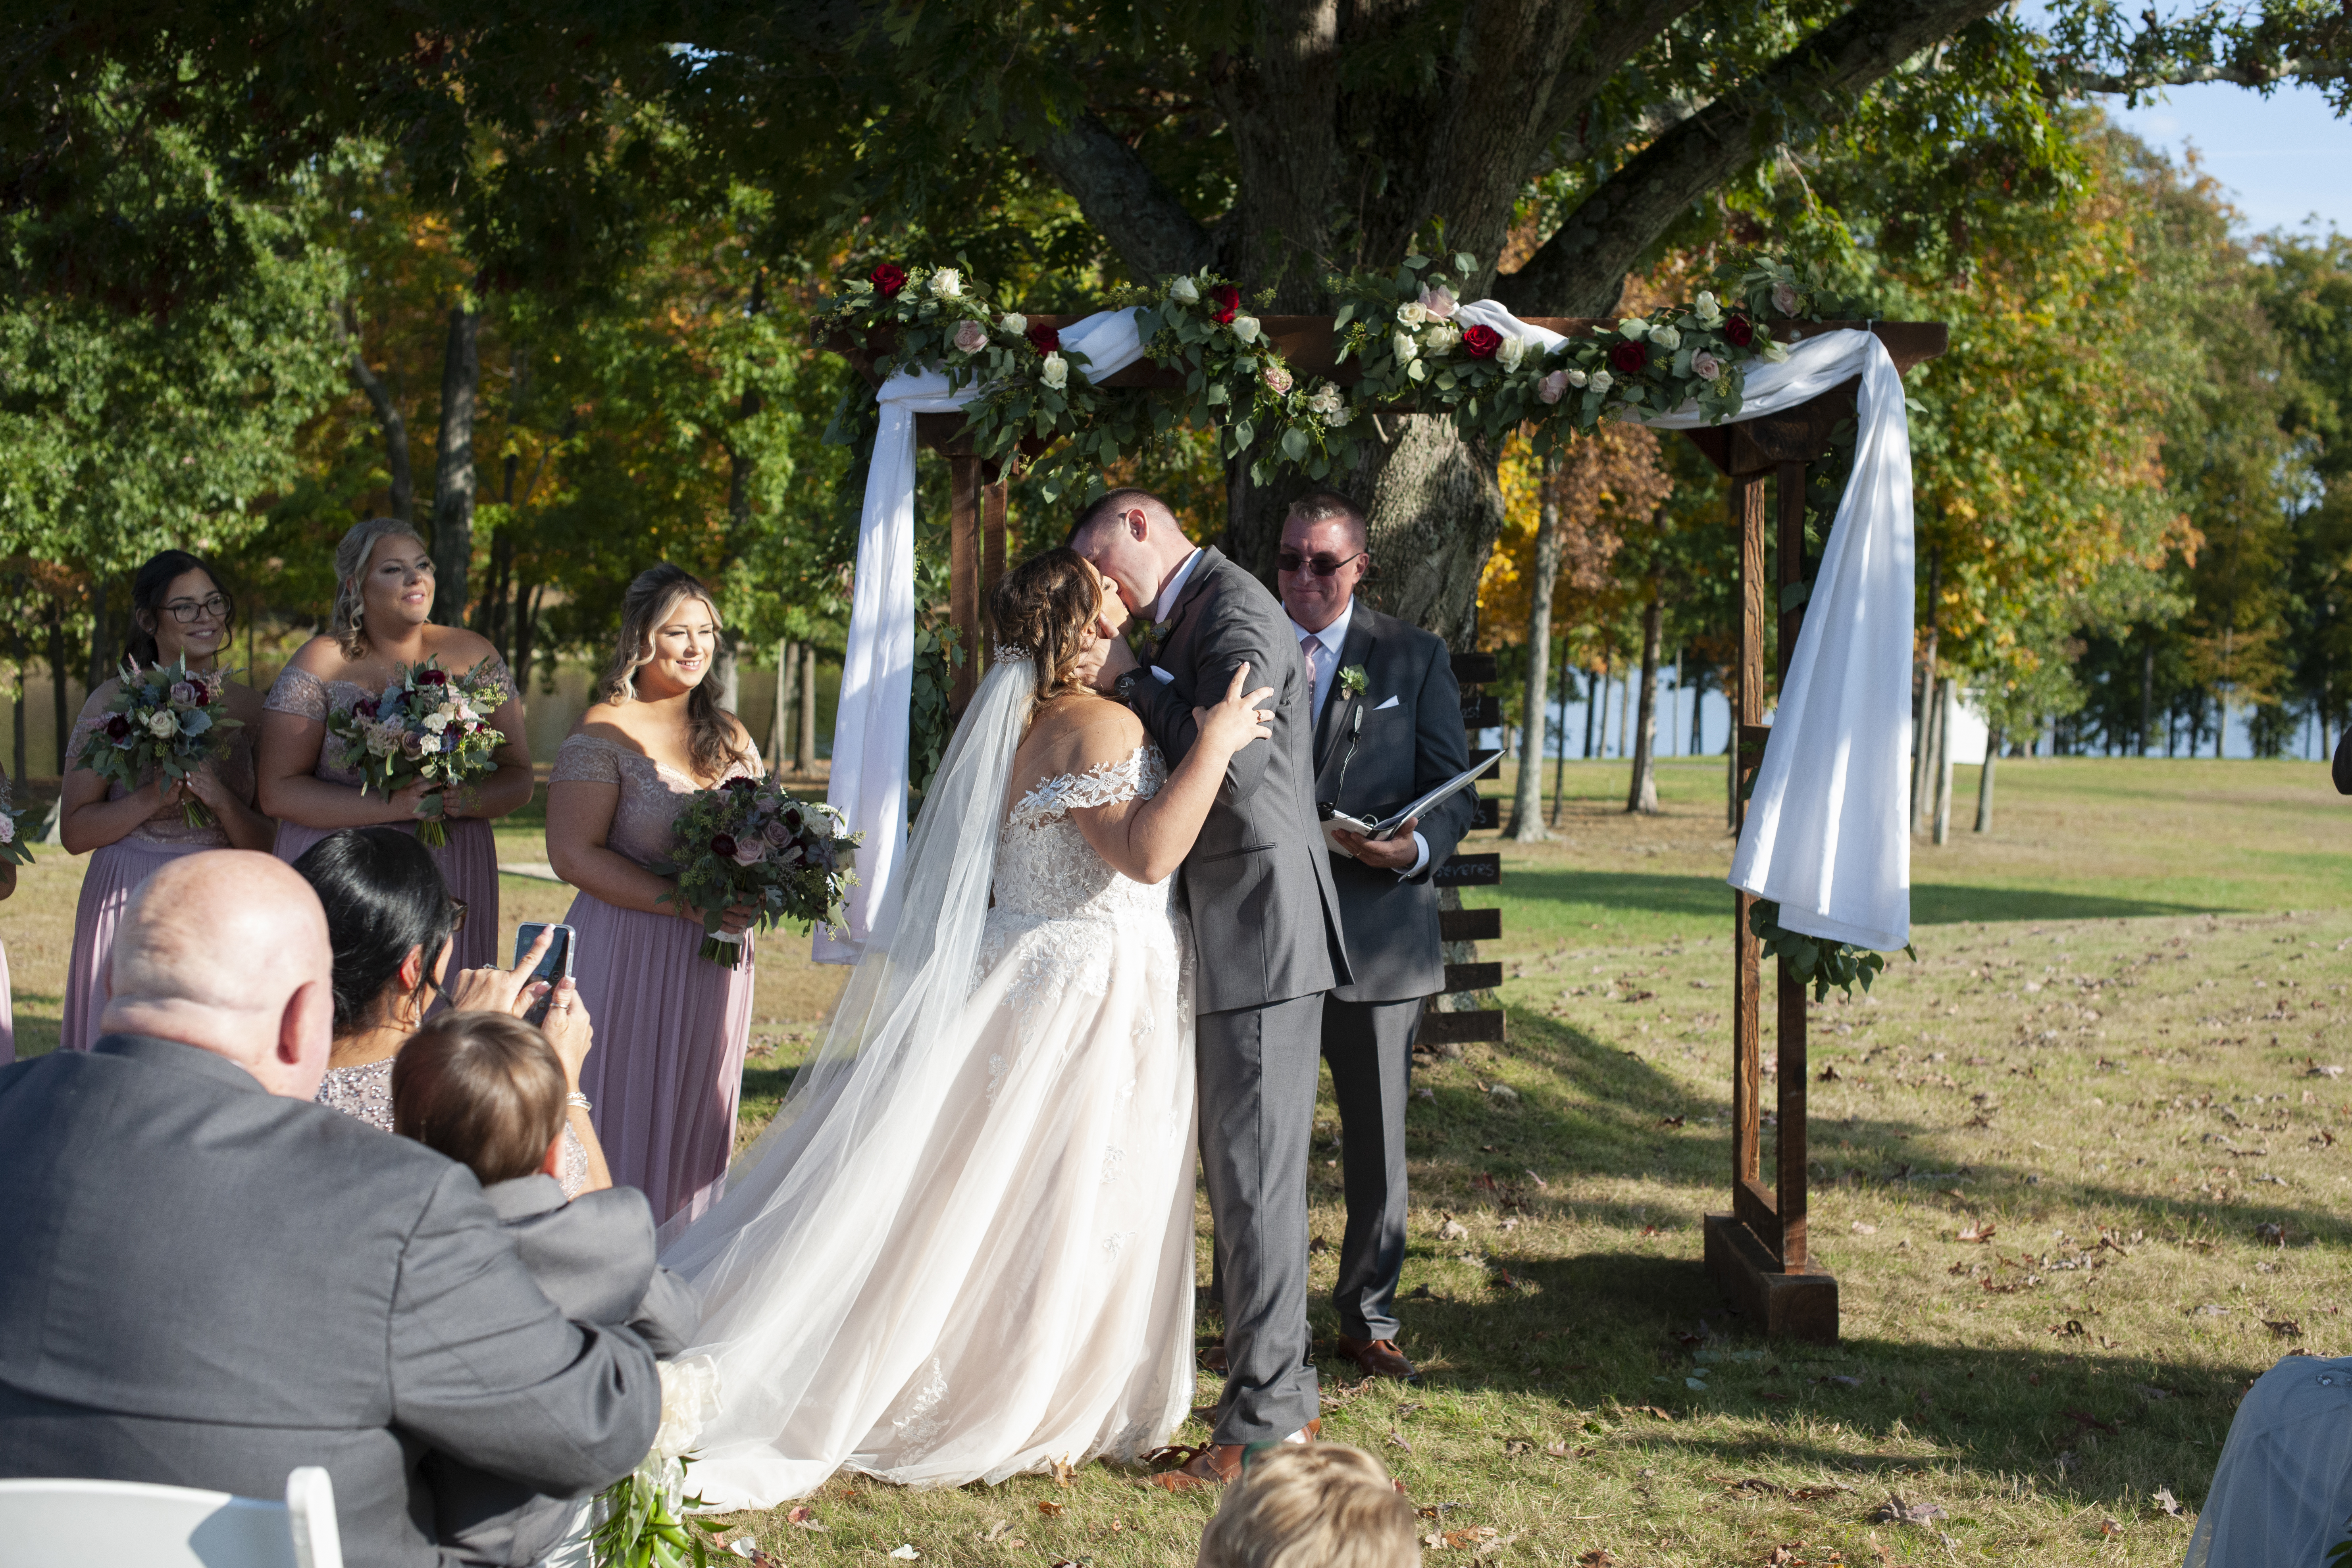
[1280,490,1476,1383]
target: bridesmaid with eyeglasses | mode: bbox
[58,550,275,1052]
[257,518,532,971]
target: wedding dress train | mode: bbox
[661,660,1197,1507]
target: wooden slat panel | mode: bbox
[1419,1009,1506,1047]
[1777,960,1810,1274]
[1438,907,1501,943]
[1734,1176,1780,1258]
[1443,962,1502,994]
[1449,652,1499,685]
[949,456,983,715]
[1460,691,1503,730]
[1434,853,1500,887]
[1467,795,1499,830]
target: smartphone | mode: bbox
[514,923,576,1027]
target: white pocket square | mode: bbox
[1372,695,1401,711]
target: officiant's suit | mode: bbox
[1124,543,1350,1446]
[0,1035,661,1568]
[1305,601,1474,1358]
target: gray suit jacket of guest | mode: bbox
[1128,546,1351,1013]
[0,1036,662,1568]
[1311,604,1477,1004]
[429,1176,701,1566]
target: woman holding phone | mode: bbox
[546,564,760,1227]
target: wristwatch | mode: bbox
[1113,670,1143,706]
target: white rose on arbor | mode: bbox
[1422,321,1459,353]
[1168,275,1201,304]
[1763,339,1790,363]
[1590,368,1614,393]
[1772,281,1801,315]
[999,312,1028,336]
[1233,316,1263,344]
[1536,369,1569,404]
[929,268,962,298]
[951,320,987,354]
[1039,352,1069,390]
[1392,330,1420,364]
[1496,335,1527,370]
[1694,290,1722,324]
[1648,325,1681,351]
[1567,367,1590,388]
[1417,284,1458,320]
[1395,300,1428,327]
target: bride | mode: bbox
[660,546,1276,1505]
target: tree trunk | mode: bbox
[1932,679,1956,844]
[1615,657,1630,759]
[1549,648,1569,825]
[511,578,540,704]
[46,596,69,785]
[429,302,481,626]
[796,644,818,773]
[85,575,115,688]
[770,639,797,770]
[341,302,414,524]
[1975,725,2000,833]
[1507,456,1563,840]
[1582,656,1600,758]
[1914,670,1946,836]
[1626,572,1664,814]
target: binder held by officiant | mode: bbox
[1319,749,1501,855]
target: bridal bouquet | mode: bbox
[72,656,245,829]
[590,1356,729,1568]
[323,655,506,848]
[653,777,860,968]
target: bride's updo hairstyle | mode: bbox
[988,547,1102,704]
[595,562,753,782]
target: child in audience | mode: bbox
[1195,1443,1419,1568]
[393,1011,700,1566]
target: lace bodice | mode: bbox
[316,1057,591,1199]
[549,733,763,867]
[991,746,1173,922]
[69,691,260,848]
[264,659,514,787]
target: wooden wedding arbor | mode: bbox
[830,314,1947,1344]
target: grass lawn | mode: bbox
[5,755,2349,1564]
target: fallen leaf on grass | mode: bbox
[2154,1486,2188,1518]
[2099,1518,2124,1538]
[1636,1405,1675,1420]
[1870,1494,1946,1526]
[1051,1457,1077,1487]
[2052,1319,2088,1337]
[1309,1235,1330,1254]
[1851,1221,1877,1235]
[1389,1428,1413,1452]
[1472,1172,1501,1191]
[1576,1553,1619,1567]
[2256,1222,2287,1247]
[786,1507,826,1531]
[1436,1215,1470,1242]
[1525,1170,1549,1189]
[1545,1441,1596,1458]
[889,1548,920,1562]
[2137,1384,2175,1401]
[1867,1530,1891,1562]
[1788,1484,1853,1502]
[1036,1499,1066,1516]
[1956,1222,1996,1243]
[2267,1319,2305,1339]
[1502,1437,1536,1454]
[2064,1408,2119,1435]
[1658,1115,1686,1128]
[978,1520,1012,1542]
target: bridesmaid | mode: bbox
[257,517,532,972]
[59,551,274,1052]
[0,765,15,1064]
[547,563,760,1227]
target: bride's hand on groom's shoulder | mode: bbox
[1192,662,1274,758]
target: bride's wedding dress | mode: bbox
[660,659,1198,1507]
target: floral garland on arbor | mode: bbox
[812,252,1820,503]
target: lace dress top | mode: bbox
[264,658,514,787]
[316,1057,591,1199]
[548,733,763,868]
[992,745,1173,924]
[68,693,260,849]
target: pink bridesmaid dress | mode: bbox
[0,766,14,1064]
[552,733,759,1227]
[262,661,511,973]
[59,707,262,1053]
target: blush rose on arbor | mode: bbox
[652,777,861,967]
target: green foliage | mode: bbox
[1749,899,1917,1000]
[908,620,965,804]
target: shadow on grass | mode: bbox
[1487,868,2223,927]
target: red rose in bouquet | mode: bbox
[870,262,908,297]
[1723,314,1755,347]
[1460,324,1502,360]
[1210,285,1241,325]
[1026,323,1062,353]
[1608,339,1649,375]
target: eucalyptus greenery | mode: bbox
[1749,898,1917,1001]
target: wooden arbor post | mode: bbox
[1682,321,1947,1344]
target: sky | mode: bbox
[2098,80,2352,239]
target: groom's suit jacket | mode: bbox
[1310,603,1477,1004]
[0,1035,661,1568]
[1128,545,1351,1014]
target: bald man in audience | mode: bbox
[0,850,661,1568]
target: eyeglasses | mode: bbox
[163,593,233,624]
[1276,550,1367,578]
[447,897,468,933]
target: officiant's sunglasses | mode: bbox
[1275,549,1367,577]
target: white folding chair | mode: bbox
[0,1465,342,1568]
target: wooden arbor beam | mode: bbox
[1683,321,1947,1343]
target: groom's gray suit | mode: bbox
[1124,544,1349,1443]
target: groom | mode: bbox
[1074,488,1349,1483]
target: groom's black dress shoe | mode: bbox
[1336,1335,1416,1380]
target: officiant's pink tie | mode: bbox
[1300,633,1318,718]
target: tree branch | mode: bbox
[1534,0,1711,159]
[1019,108,1214,279]
[1500,0,2006,316]
[2058,58,2347,95]
[339,302,413,525]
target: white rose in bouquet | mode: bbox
[1040,352,1069,390]
[146,709,177,739]
[930,267,962,298]
[1168,275,1201,304]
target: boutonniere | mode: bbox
[1337,664,1368,699]
[1127,620,1170,660]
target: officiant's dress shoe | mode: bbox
[1145,1420,1321,1490]
[1336,1335,1415,1380]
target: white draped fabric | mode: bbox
[816,308,1150,962]
[827,302,1913,958]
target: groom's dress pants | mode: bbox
[1197,991,1325,1445]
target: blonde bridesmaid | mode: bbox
[59,551,273,1052]
[546,564,760,1226]
[258,518,531,971]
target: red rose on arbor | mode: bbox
[1210,285,1241,325]
[1460,324,1502,360]
[1722,314,1754,347]
[1026,323,1061,353]
[1608,339,1648,375]
[870,262,908,298]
